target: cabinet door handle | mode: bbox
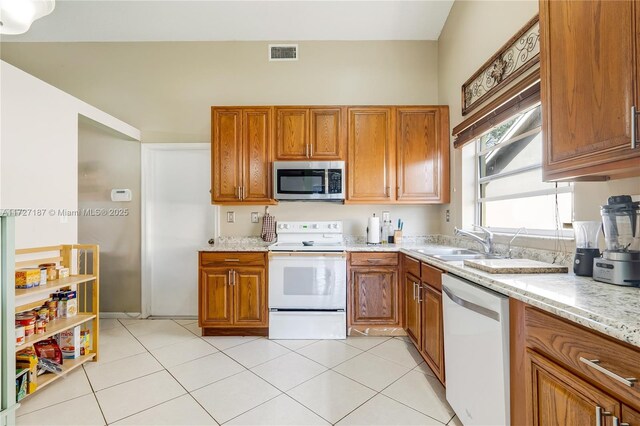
[417,284,423,303]
[596,406,613,426]
[232,269,236,286]
[613,417,630,426]
[241,186,245,200]
[580,357,637,387]
[310,143,313,157]
[306,144,310,158]
[228,270,232,285]
[412,282,417,300]
[632,105,639,149]
[235,186,240,199]
[385,186,391,197]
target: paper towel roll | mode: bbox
[367,215,381,244]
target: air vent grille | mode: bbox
[269,44,298,61]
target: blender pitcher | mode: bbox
[572,221,601,276]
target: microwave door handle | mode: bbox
[325,169,329,194]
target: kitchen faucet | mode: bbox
[454,225,494,254]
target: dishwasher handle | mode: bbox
[442,285,500,322]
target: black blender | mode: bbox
[572,221,600,276]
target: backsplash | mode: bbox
[212,234,574,267]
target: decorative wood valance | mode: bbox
[461,14,540,116]
[453,71,540,149]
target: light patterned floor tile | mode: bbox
[333,352,411,391]
[382,370,455,424]
[448,415,464,425]
[343,336,391,351]
[174,319,198,326]
[251,352,327,391]
[113,395,217,425]
[84,352,163,391]
[95,370,186,424]
[99,318,124,331]
[17,394,105,426]
[135,324,197,350]
[191,371,281,424]
[296,340,362,368]
[272,339,318,351]
[226,394,329,426]
[17,368,92,415]
[336,394,442,425]
[223,338,290,368]
[414,361,437,377]
[183,321,202,336]
[287,371,376,424]
[202,335,260,351]
[368,338,423,368]
[124,319,180,336]
[168,352,245,391]
[97,326,147,364]
[150,336,217,368]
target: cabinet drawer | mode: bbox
[402,255,420,277]
[421,263,443,290]
[200,252,266,267]
[524,306,640,409]
[350,252,398,267]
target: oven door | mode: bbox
[268,252,347,310]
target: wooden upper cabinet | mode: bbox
[212,109,242,202]
[274,107,344,160]
[526,349,621,426]
[233,267,267,326]
[348,108,395,202]
[396,107,450,203]
[310,108,344,159]
[275,108,309,159]
[540,0,640,180]
[211,107,273,204]
[242,109,272,202]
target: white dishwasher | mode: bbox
[442,274,510,426]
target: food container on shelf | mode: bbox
[39,268,47,286]
[15,313,36,337]
[35,319,46,334]
[47,300,58,320]
[15,268,41,289]
[15,325,25,346]
[56,267,70,279]
[39,263,57,281]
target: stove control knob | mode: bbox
[284,224,290,229]
[312,224,319,229]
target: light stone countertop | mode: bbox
[199,239,639,347]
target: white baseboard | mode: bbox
[99,312,144,319]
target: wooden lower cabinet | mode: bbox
[404,272,421,345]
[233,267,267,326]
[420,284,444,382]
[350,268,398,325]
[200,267,233,325]
[198,252,268,335]
[511,299,640,425]
[526,349,620,426]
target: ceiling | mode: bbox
[1,0,455,42]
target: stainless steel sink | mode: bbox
[408,247,502,262]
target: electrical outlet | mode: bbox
[445,209,450,223]
[251,212,259,223]
[226,211,235,223]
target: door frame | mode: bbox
[141,143,218,318]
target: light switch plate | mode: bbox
[227,211,235,223]
[251,212,259,223]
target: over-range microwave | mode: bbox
[273,161,345,201]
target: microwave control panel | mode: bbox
[328,169,343,194]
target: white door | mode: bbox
[142,144,217,317]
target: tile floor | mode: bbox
[16,319,462,426]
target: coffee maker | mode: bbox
[592,195,640,286]
[572,221,600,276]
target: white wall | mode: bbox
[0,60,140,248]
[437,1,640,248]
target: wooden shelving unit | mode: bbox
[14,244,99,399]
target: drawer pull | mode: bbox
[224,259,240,262]
[367,258,385,263]
[613,417,630,426]
[580,357,637,387]
[596,406,613,426]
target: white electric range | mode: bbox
[268,221,347,339]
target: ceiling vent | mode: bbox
[269,44,298,61]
